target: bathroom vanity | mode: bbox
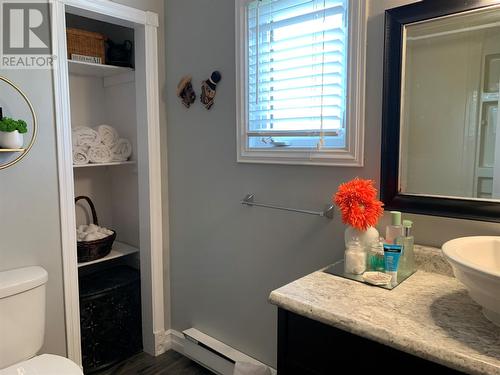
[269,246,500,375]
[276,309,460,374]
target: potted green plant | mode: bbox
[0,117,28,149]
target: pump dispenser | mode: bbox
[398,220,416,277]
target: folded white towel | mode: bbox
[73,146,89,165]
[83,232,108,241]
[76,224,113,241]
[88,144,112,163]
[86,224,100,234]
[96,124,119,147]
[111,138,132,161]
[72,126,101,147]
[233,362,272,375]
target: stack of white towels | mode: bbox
[72,125,133,165]
[77,223,114,242]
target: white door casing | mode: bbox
[52,0,166,364]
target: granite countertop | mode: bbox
[269,246,500,375]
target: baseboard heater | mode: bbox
[182,328,276,375]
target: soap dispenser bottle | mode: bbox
[398,220,416,277]
[386,211,403,244]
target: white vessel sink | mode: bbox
[442,236,500,326]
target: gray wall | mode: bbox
[165,0,392,367]
[0,0,166,358]
[165,0,500,368]
[0,69,66,356]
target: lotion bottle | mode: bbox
[385,211,403,244]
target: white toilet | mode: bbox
[0,266,83,375]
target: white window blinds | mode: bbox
[247,0,348,149]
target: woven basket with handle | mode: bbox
[76,196,116,263]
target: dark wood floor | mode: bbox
[95,350,214,375]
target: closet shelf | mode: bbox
[68,60,134,78]
[78,241,138,267]
[74,161,136,168]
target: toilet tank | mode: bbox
[0,266,48,369]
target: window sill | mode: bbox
[238,148,364,167]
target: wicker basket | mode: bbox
[76,196,116,263]
[67,28,106,64]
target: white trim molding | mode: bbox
[154,330,171,356]
[158,329,184,354]
[235,0,367,167]
[53,0,165,365]
[62,0,155,26]
[52,0,82,364]
[142,20,166,355]
[145,10,160,27]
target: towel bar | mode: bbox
[241,194,334,219]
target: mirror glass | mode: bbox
[400,6,500,200]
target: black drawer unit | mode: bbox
[278,308,464,374]
[79,266,142,374]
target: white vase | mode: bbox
[0,130,23,149]
[344,226,380,248]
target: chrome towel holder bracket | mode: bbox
[241,193,334,219]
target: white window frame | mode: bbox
[235,0,367,166]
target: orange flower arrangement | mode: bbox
[333,178,384,231]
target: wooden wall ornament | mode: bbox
[0,76,37,170]
[176,75,196,108]
[200,71,221,110]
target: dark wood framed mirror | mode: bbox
[381,0,500,222]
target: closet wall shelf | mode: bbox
[78,241,138,268]
[74,161,136,168]
[68,60,134,78]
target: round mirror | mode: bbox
[0,76,37,170]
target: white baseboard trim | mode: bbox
[159,329,276,375]
[166,329,186,353]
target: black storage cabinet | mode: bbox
[277,308,463,374]
[79,266,142,373]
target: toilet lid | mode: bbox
[0,354,83,375]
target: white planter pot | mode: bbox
[0,130,23,149]
[344,226,380,248]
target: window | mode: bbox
[236,0,366,166]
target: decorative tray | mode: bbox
[323,260,415,290]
